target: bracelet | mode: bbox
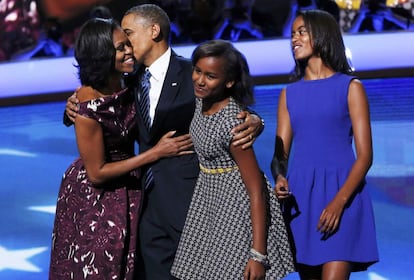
[260,118,265,128]
[249,248,269,268]
[259,118,265,133]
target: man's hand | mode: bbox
[231,111,263,149]
[65,89,80,123]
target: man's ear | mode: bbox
[151,23,161,40]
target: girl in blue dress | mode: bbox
[272,9,379,280]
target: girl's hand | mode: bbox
[243,259,265,280]
[317,197,346,234]
[274,175,291,200]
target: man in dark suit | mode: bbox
[65,4,263,279]
[120,5,200,280]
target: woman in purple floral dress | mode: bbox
[49,18,192,280]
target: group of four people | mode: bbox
[49,3,379,280]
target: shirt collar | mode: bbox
[147,47,171,82]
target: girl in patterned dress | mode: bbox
[49,18,192,280]
[171,39,295,280]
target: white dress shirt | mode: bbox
[146,47,171,126]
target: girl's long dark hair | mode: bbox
[291,9,353,80]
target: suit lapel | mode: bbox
[151,53,182,134]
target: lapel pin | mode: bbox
[172,82,177,87]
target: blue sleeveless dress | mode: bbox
[284,73,379,270]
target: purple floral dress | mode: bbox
[49,88,141,280]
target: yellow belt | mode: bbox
[199,164,238,174]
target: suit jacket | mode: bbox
[134,51,199,231]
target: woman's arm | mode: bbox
[230,144,266,280]
[75,116,192,185]
[318,79,373,233]
[272,88,293,199]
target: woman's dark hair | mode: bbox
[191,39,254,106]
[74,18,119,90]
[292,9,353,80]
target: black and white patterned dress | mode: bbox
[171,97,295,280]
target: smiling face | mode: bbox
[121,13,155,66]
[192,56,234,101]
[112,27,135,73]
[291,15,313,61]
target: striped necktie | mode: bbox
[139,69,154,190]
[139,69,151,129]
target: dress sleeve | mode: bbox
[219,101,244,148]
[77,98,107,121]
